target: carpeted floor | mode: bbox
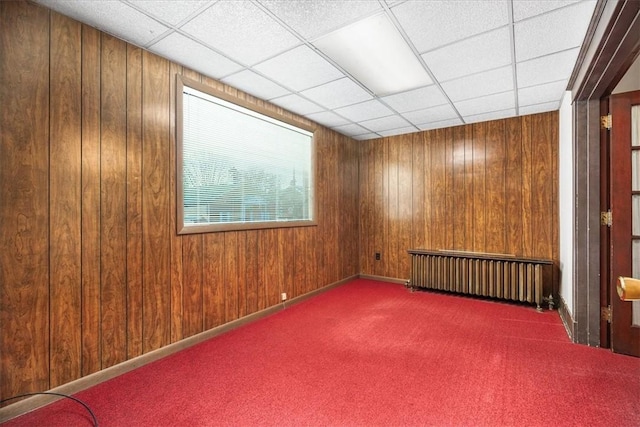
[3,278,639,426]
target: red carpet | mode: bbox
[3,279,639,426]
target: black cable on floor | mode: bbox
[0,392,98,426]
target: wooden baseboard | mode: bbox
[0,274,357,423]
[557,294,576,342]
[358,274,408,285]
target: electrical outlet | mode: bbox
[375,252,381,260]
[281,292,287,301]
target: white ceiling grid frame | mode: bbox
[422,27,513,83]
[36,0,171,46]
[333,100,395,123]
[391,0,511,53]
[150,32,243,79]
[252,45,344,92]
[221,70,290,100]
[126,0,212,28]
[30,0,599,140]
[179,0,301,66]
[269,94,325,116]
[257,0,383,40]
[381,85,449,114]
[402,104,460,127]
[441,66,514,102]
[299,78,373,110]
[513,0,598,62]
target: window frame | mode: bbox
[176,75,317,235]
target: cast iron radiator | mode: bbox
[408,249,554,310]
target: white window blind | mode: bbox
[181,84,314,232]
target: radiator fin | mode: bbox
[409,251,552,309]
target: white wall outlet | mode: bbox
[281,292,287,301]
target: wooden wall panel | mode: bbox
[80,24,102,377]
[126,44,144,359]
[388,137,399,278]
[472,123,487,252]
[452,126,466,250]
[398,136,413,278]
[49,12,82,388]
[0,2,360,403]
[100,34,128,368]
[169,62,184,344]
[359,112,559,281]
[141,51,171,353]
[505,118,523,256]
[485,120,506,254]
[183,235,203,338]
[0,0,51,399]
[203,233,225,330]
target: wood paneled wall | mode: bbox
[0,1,359,401]
[359,113,559,281]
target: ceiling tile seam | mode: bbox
[436,63,514,85]
[451,88,515,105]
[248,1,424,127]
[507,0,520,116]
[414,23,512,56]
[518,77,569,91]
[382,2,465,124]
[121,0,217,48]
[512,1,591,24]
[256,0,385,42]
[515,45,582,65]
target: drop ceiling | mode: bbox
[33,0,597,140]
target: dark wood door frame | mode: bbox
[567,0,640,346]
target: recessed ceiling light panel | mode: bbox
[313,13,432,96]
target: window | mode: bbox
[177,76,316,234]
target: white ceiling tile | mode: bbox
[358,115,411,133]
[403,104,459,125]
[422,27,512,82]
[333,123,370,137]
[149,32,243,78]
[181,0,300,66]
[514,1,596,62]
[518,80,567,107]
[222,70,289,100]
[391,0,509,53]
[300,78,372,110]
[305,111,351,128]
[417,118,463,131]
[259,0,382,39]
[35,0,169,46]
[333,100,393,122]
[455,91,515,116]
[270,94,324,115]
[517,48,579,88]
[381,85,448,113]
[442,66,514,102]
[253,45,344,91]
[353,133,382,141]
[128,0,210,26]
[463,108,516,124]
[512,0,583,22]
[378,126,419,137]
[519,101,560,115]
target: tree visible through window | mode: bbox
[177,77,315,234]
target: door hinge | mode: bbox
[601,114,612,130]
[601,305,612,323]
[601,210,612,227]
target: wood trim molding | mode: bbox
[0,275,357,423]
[359,274,409,285]
[568,0,640,345]
[557,294,576,342]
